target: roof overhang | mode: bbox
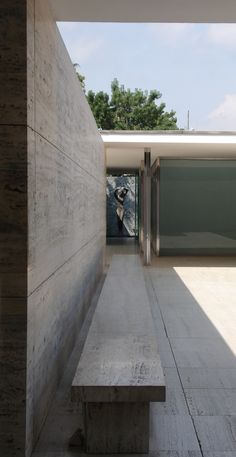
[102,131,236,171]
[50,0,236,22]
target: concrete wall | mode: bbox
[0,1,106,455]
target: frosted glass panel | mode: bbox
[160,159,236,254]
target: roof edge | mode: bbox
[101,130,236,136]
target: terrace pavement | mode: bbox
[32,242,236,457]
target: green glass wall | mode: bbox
[160,159,236,255]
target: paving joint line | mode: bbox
[144,267,204,456]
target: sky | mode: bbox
[57,22,236,131]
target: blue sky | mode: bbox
[58,22,236,131]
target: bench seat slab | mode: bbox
[84,401,149,454]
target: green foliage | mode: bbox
[87,91,114,129]
[87,78,178,130]
[77,72,85,92]
[73,63,86,92]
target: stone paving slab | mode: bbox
[203,452,236,457]
[185,388,236,416]
[170,338,236,369]
[35,414,82,452]
[155,335,176,368]
[151,368,189,416]
[151,390,189,416]
[161,308,221,339]
[193,416,236,451]
[149,415,201,451]
[179,368,236,389]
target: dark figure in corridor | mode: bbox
[114,187,129,232]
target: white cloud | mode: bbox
[208,94,236,130]
[207,24,236,48]
[149,23,236,51]
[57,23,104,63]
[67,36,104,63]
[149,23,198,47]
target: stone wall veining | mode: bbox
[0,1,28,455]
[26,0,106,454]
[0,0,106,455]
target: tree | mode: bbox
[73,63,86,92]
[87,90,113,129]
[87,78,178,130]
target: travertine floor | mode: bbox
[32,248,236,457]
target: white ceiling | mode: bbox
[102,132,236,170]
[50,0,236,22]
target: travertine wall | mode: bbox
[0,1,28,455]
[0,1,106,455]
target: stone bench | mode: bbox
[71,254,165,454]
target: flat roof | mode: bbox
[101,130,236,171]
[50,0,236,23]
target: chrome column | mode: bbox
[143,149,151,265]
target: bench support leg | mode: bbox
[83,402,149,454]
